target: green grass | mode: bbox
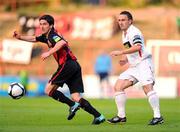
[0,97,180,132]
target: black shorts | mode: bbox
[98,72,109,82]
[49,59,84,94]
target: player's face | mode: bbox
[118,14,132,31]
[39,20,51,34]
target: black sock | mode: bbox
[50,89,75,107]
[79,98,101,118]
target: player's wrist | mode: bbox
[47,50,52,56]
[18,35,21,40]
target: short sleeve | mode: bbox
[132,35,142,45]
[48,33,64,46]
[36,35,47,43]
[50,34,63,43]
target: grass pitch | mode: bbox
[0,97,180,132]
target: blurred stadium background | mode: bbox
[0,0,180,131]
[0,0,180,98]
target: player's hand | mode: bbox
[110,51,123,57]
[13,31,21,39]
[119,59,127,66]
[41,52,50,61]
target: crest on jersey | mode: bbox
[123,41,131,49]
[53,35,61,42]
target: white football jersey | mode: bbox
[122,25,151,66]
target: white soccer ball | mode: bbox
[8,82,25,99]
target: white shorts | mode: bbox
[118,57,155,86]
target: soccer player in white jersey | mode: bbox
[107,11,164,125]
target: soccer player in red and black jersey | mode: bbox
[13,14,105,125]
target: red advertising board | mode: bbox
[147,40,180,97]
[147,40,180,77]
[158,46,180,76]
[178,78,180,96]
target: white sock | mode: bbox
[115,91,126,118]
[147,90,161,118]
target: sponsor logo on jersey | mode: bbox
[123,41,131,49]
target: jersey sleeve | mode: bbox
[130,31,143,45]
[133,35,143,45]
[36,35,47,43]
[49,33,64,46]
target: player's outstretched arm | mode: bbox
[110,50,123,57]
[110,44,141,57]
[13,31,36,42]
[41,40,66,60]
[121,44,142,54]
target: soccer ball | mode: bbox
[8,82,25,99]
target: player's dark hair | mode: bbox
[39,14,54,25]
[120,11,133,21]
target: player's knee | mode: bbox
[114,80,132,92]
[44,88,49,95]
[44,86,51,95]
[143,84,154,95]
[114,87,124,92]
[71,94,81,102]
[72,97,80,102]
[114,84,125,92]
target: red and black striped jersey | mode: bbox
[36,28,77,65]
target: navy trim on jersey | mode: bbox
[133,37,141,42]
[134,41,142,44]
